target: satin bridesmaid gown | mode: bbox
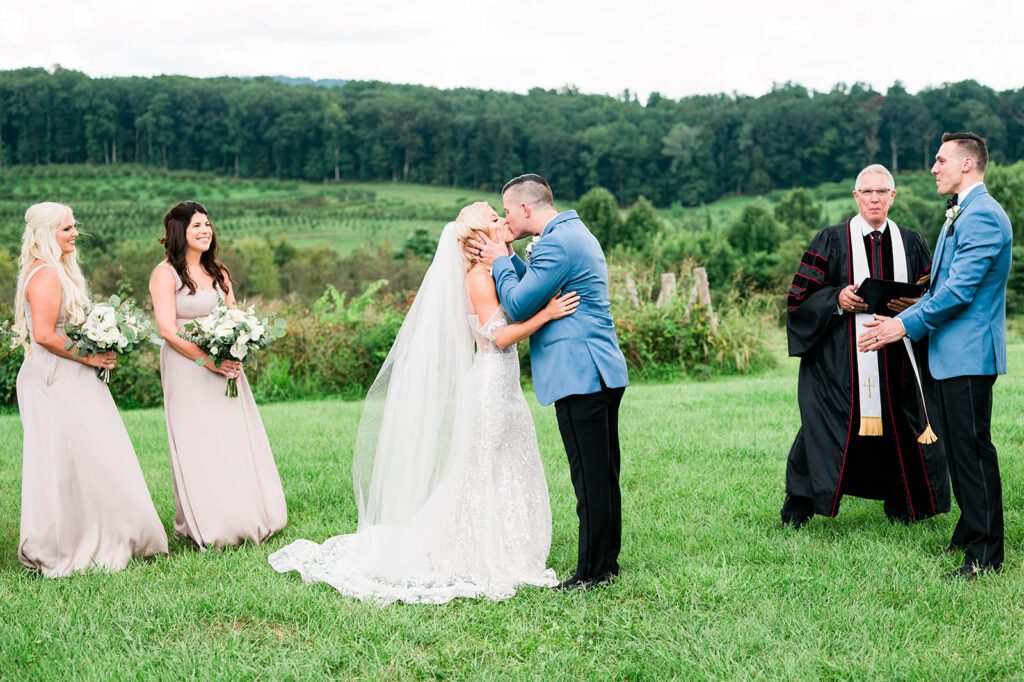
[155,262,287,549]
[17,264,168,577]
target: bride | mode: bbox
[269,202,579,604]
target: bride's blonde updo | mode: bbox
[12,202,91,349]
[453,201,492,269]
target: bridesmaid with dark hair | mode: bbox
[149,201,287,550]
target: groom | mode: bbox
[859,132,1013,579]
[473,173,629,591]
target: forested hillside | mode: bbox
[2,68,1021,206]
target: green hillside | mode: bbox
[0,164,946,256]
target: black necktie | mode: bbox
[869,231,883,279]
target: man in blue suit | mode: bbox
[860,132,1013,579]
[472,174,629,591]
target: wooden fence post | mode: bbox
[692,266,718,331]
[625,274,641,307]
[656,272,676,308]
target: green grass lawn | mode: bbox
[1,344,1023,679]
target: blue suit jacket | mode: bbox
[899,185,1013,379]
[491,210,629,406]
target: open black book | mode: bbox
[856,278,927,315]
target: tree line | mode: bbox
[1,67,1022,207]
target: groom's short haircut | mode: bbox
[502,173,554,207]
[942,132,989,172]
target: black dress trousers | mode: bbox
[554,381,625,580]
[936,374,1003,569]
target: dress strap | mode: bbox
[22,264,55,301]
[23,263,54,289]
[158,261,183,286]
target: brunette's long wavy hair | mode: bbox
[160,201,231,295]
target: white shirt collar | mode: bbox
[956,181,984,205]
[854,214,889,237]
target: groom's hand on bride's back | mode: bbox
[467,233,511,268]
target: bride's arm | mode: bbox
[467,267,578,350]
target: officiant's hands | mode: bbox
[858,315,907,352]
[886,296,920,313]
[838,284,867,313]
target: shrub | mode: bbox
[774,188,824,234]
[577,187,624,248]
[622,196,663,251]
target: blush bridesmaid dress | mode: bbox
[17,264,168,577]
[155,262,287,549]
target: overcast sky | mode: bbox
[1,0,1021,100]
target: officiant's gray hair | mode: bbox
[854,164,895,191]
[502,173,554,207]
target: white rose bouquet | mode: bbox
[178,294,286,397]
[64,295,153,383]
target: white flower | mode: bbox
[250,325,265,341]
[945,205,960,221]
[229,340,248,359]
[210,345,219,356]
[524,235,541,259]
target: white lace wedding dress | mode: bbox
[269,224,557,605]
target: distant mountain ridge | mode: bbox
[271,76,348,89]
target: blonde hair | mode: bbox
[12,202,91,349]
[453,201,492,270]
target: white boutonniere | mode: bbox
[524,235,541,261]
[945,205,960,222]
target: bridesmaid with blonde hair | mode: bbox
[14,202,167,577]
[149,201,286,550]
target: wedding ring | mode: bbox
[875,336,880,342]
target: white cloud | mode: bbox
[0,0,1021,98]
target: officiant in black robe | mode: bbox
[781,165,950,527]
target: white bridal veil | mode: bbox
[351,222,475,530]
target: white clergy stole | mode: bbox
[849,216,936,444]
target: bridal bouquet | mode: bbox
[178,294,286,397]
[64,295,153,383]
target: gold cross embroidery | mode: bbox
[864,377,877,399]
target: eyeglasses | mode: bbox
[856,189,893,197]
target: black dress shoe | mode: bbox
[781,515,810,531]
[555,572,615,592]
[942,563,1000,581]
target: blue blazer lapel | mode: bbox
[928,186,988,292]
[929,223,949,292]
[957,185,987,213]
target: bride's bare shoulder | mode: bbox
[466,265,493,289]
[466,265,499,316]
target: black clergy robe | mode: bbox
[782,220,951,524]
